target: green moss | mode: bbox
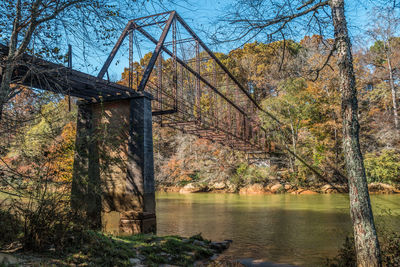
[62,232,215,266]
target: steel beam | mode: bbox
[136,11,176,92]
[97,21,133,79]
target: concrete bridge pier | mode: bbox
[71,93,156,235]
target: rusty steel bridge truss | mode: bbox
[97,11,273,154]
[0,11,274,156]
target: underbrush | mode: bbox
[65,232,214,266]
[0,192,217,266]
[0,207,22,248]
[0,184,82,252]
[328,231,400,266]
[1,225,216,266]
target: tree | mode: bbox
[262,78,315,173]
[0,0,154,120]
[218,0,381,265]
[366,7,400,130]
[331,1,381,265]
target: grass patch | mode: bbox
[59,231,215,266]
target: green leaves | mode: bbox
[364,149,400,184]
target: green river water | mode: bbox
[156,193,400,266]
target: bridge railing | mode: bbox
[97,11,273,154]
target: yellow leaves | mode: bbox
[368,107,383,117]
[47,122,77,183]
[60,122,76,144]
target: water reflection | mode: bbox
[156,193,400,266]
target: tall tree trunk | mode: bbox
[330,0,382,266]
[386,53,399,129]
[0,0,21,121]
[0,65,14,121]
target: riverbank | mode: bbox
[0,232,232,266]
[156,192,400,266]
[157,182,400,195]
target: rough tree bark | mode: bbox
[223,0,383,263]
[330,0,382,266]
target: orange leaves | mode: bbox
[43,122,76,183]
[164,156,194,182]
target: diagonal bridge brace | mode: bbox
[97,11,176,92]
[97,11,270,154]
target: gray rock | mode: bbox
[0,253,19,265]
[210,254,219,261]
[137,254,146,261]
[210,240,232,252]
[212,182,226,190]
[179,183,208,193]
[129,258,141,265]
[193,239,206,246]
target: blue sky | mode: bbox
[82,0,386,81]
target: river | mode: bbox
[156,193,400,266]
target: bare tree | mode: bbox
[367,7,400,130]
[217,0,381,265]
[0,0,155,120]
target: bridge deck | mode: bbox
[0,11,275,155]
[0,44,139,101]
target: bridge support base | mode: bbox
[71,94,156,235]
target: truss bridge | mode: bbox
[0,11,278,235]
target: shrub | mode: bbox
[231,163,272,187]
[381,231,400,266]
[20,185,83,252]
[327,236,356,267]
[0,206,22,248]
[328,231,400,266]
[364,149,400,184]
[3,173,81,251]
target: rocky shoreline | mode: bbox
[157,182,400,195]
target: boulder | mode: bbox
[179,183,207,194]
[192,240,206,246]
[270,183,283,193]
[284,184,292,191]
[291,188,305,194]
[225,181,236,193]
[210,240,232,252]
[129,258,141,265]
[299,190,318,195]
[286,187,297,193]
[157,185,180,193]
[211,182,226,190]
[321,184,333,193]
[239,183,266,194]
[321,184,342,194]
[0,253,19,265]
[368,183,400,194]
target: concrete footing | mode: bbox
[71,94,156,235]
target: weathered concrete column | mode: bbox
[71,93,156,235]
